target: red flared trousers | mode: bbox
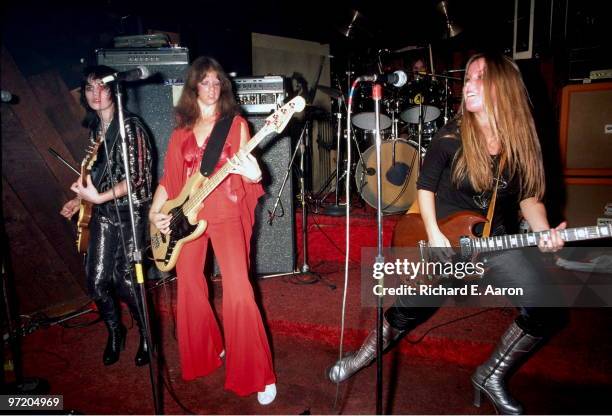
[175,217,276,396]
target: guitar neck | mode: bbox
[183,123,275,214]
[470,224,612,252]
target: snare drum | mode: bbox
[355,139,420,213]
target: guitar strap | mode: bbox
[482,163,503,238]
[200,116,233,177]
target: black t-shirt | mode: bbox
[416,119,522,236]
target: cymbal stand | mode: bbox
[443,77,450,124]
[322,112,346,216]
[417,102,425,170]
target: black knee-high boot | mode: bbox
[96,297,126,366]
[471,321,543,415]
[134,324,150,367]
[126,296,150,367]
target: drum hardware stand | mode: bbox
[416,102,425,170]
[443,77,450,124]
[263,121,321,284]
[320,114,367,216]
[322,112,346,216]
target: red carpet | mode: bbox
[9,209,612,414]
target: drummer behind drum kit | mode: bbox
[325,68,461,213]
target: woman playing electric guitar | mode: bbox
[60,65,153,368]
[328,52,569,415]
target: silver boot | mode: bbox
[328,320,403,383]
[471,321,543,415]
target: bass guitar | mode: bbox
[76,138,103,254]
[392,211,612,257]
[150,96,306,272]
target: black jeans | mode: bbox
[385,249,569,337]
[85,203,148,325]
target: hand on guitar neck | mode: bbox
[535,221,566,253]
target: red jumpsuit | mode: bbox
[159,115,276,396]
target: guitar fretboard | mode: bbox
[181,98,302,215]
[470,224,612,252]
[182,124,275,215]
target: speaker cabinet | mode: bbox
[559,82,612,176]
[245,116,296,275]
[212,116,296,276]
[96,48,189,179]
[564,178,612,227]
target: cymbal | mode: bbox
[317,85,343,99]
[445,69,465,73]
[412,71,462,81]
[393,45,427,53]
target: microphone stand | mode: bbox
[113,82,161,414]
[372,84,385,415]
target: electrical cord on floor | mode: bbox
[13,301,100,337]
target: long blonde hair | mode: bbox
[452,53,545,200]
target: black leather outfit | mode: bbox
[85,113,153,364]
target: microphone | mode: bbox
[359,70,408,87]
[101,66,150,84]
[1,90,13,103]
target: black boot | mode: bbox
[328,319,404,383]
[103,321,127,366]
[135,328,150,367]
[471,321,543,415]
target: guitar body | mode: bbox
[76,201,93,253]
[150,172,209,272]
[392,210,487,248]
[75,138,102,254]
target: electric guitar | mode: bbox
[392,211,612,258]
[150,96,306,272]
[76,138,103,254]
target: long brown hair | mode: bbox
[174,56,238,129]
[452,52,545,200]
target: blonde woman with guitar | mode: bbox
[60,65,153,368]
[328,53,576,414]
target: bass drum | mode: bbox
[355,140,420,213]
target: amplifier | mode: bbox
[590,69,612,80]
[96,47,190,179]
[233,75,286,114]
[96,47,189,66]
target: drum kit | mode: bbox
[317,63,462,214]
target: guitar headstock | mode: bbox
[264,96,306,133]
[81,138,103,173]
